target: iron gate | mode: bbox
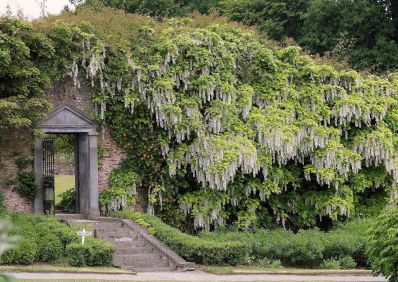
[42,136,55,215]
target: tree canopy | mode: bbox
[85,0,398,73]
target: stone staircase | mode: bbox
[93,218,194,272]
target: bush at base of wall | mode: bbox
[143,215,250,265]
[142,214,372,268]
[0,212,114,266]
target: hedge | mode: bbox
[199,218,373,268]
[143,215,250,265]
[0,212,114,266]
[142,214,373,268]
[367,206,398,281]
[66,238,114,267]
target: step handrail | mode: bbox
[99,217,195,271]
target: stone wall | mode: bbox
[98,129,127,192]
[0,78,138,213]
[0,135,34,212]
[54,159,75,175]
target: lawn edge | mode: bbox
[200,266,374,276]
[0,265,136,275]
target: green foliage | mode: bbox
[320,258,341,269]
[367,205,398,281]
[320,256,357,269]
[2,10,398,231]
[339,255,357,269]
[17,172,38,200]
[143,214,250,265]
[100,163,140,214]
[145,214,370,267]
[197,218,371,267]
[0,192,5,214]
[85,0,221,18]
[0,212,113,267]
[65,238,114,267]
[58,187,76,213]
[53,135,75,162]
[221,0,398,72]
[108,210,156,234]
[14,156,33,171]
[0,18,50,141]
[36,233,63,262]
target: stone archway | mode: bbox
[34,104,100,219]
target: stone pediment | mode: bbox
[38,104,97,133]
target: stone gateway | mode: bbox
[34,104,100,218]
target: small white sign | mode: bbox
[77,228,92,245]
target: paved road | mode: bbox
[6,271,387,281]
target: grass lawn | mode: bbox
[0,264,134,274]
[55,175,75,205]
[200,265,373,275]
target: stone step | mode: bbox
[103,236,147,243]
[112,239,148,248]
[101,235,142,242]
[124,266,174,272]
[114,257,170,268]
[93,222,123,230]
[96,229,139,238]
[116,246,155,255]
[114,253,161,262]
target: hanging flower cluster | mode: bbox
[63,17,398,229]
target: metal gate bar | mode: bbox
[42,136,55,215]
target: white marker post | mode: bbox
[77,228,93,245]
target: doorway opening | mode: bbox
[53,134,77,214]
[34,104,100,219]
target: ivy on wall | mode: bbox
[2,9,398,230]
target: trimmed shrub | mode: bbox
[339,256,357,269]
[66,238,114,267]
[278,231,324,267]
[109,210,156,234]
[198,218,372,267]
[143,215,250,265]
[0,212,111,267]
[37,233,63,262]
[367,206,398,281]
[65,243,91,267]
[89,240,115,267]
[13,238,38,264]
[321,258,341,269]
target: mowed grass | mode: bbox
[201,265,372,275]
[0,264,133,274]
[55,175,75,205]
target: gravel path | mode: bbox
[6,271,386,281]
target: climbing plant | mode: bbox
[2,10,398,230]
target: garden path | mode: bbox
[6,271,386,281]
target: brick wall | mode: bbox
[0,78,142,213]
[98,128,127,192]
[0,135,34,212]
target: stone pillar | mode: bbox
[74,134,80,213]
[88,132,100,219]
[78,133,90,217]
[34,137,43,214]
